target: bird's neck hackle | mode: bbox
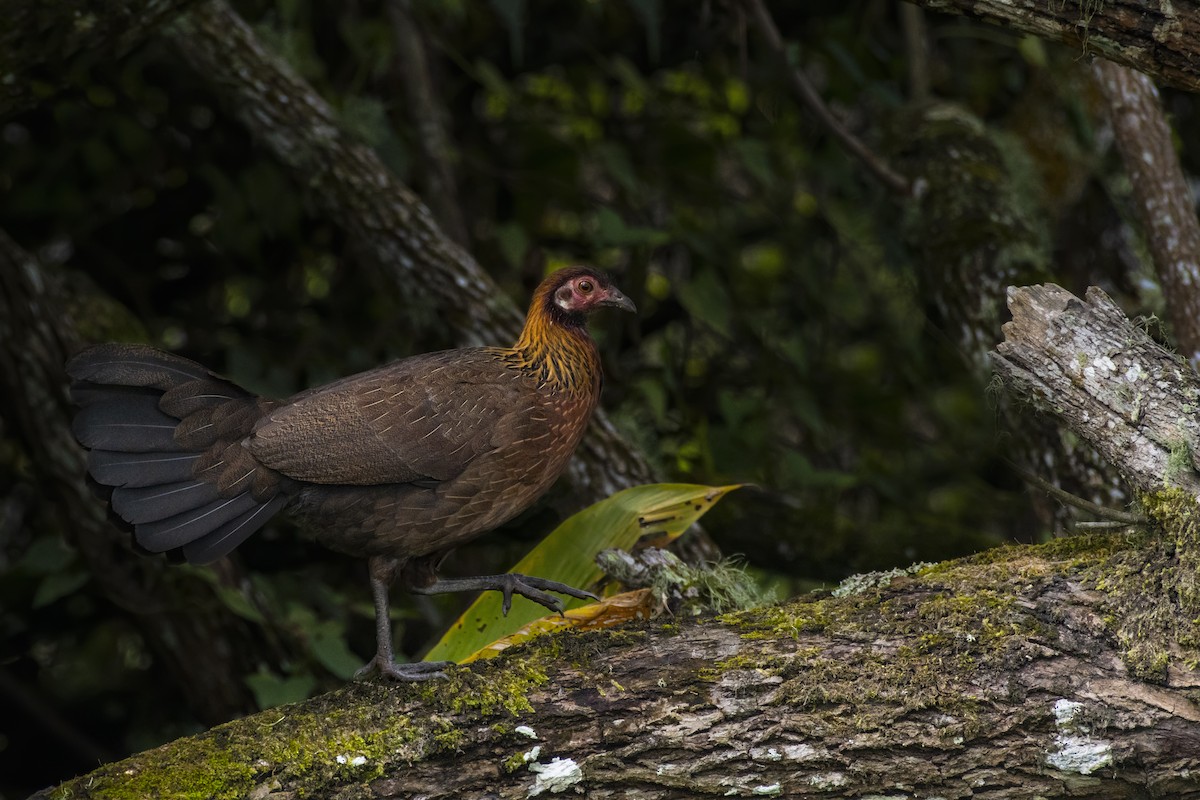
[508,281,601,395]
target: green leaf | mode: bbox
[32,571,89,608]
[592,208,670,247]
[424,483,740,663]
[15,536,75,575]
[212,583,267,624]
[309,621,364,679]
[246,669,317,710]
[677,269,733,337]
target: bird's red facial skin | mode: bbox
[554,275,612,313]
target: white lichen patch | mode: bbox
[334,754,367,766]
[523,745,542,764]
[1054,699,1084,725]
[750,746,782,761]
[527,757,583,796]
[515,725,538,739]
[781,743,819,761]
[832,562,934,597]
[1046,699,1114,775]
[752,783,782,796]
[808,771,848,789]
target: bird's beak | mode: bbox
[599,287,637,314]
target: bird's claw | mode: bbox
[355,656,452,682]
[497,573,599,617]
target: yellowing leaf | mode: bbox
[460,589,657,663]
[423,483,739,664]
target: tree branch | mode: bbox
[906,0,1200,94]
[1091,60,1200,365]
[994,283,1200,499]
[743,0,911,196]
[385,0,470,248]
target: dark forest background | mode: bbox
[3,0,1197,796]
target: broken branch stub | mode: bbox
[993,283,1200,499]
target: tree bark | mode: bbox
[905,0,1200,95]
[994,283,1200,499]
[1091,60,1200,365]
[33,532,1200,798]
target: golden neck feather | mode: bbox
[505,288,601,396]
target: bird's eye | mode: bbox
[578,279,594,293]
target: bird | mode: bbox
[67,266,636,680]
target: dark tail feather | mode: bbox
[66,344,217,390]
[110,480,223,524]
[183,495,287,564]
[136,492,262,552]
[73,396,180,452]
[88,451,202,488]
[68,343,287,563]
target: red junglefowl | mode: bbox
[67,266,636,680]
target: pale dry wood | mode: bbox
[994,283,1200,499]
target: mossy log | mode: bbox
[33,528,1200,799]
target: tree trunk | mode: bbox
[892,105,1129,528]
[35,282,1200,798]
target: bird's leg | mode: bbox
[411,573,598,616]
[356,555,452,681]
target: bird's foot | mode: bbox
[490,573,598,616]
[355,656,452,682]
[412,573,598,615]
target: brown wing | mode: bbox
[247,349,536,486]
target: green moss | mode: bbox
[1080,487,1200,682]
[708,527,1195,734]
[720,490,1200,698]
[1165,440,1193,486]
[503,751,529,773]
[49,645,569,800]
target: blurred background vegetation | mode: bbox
[2,0,1194,795]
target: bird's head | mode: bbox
[542,267,637,324]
